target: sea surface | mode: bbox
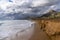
[0,20,34,39]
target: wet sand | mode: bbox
[30,20,51,40]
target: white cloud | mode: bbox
[0,0,32,14]
[31,0,49,7]
[0,0,60,19]
[31,0,60,7]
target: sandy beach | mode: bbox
[30,20,51,40]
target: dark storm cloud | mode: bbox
[0,0,60,20]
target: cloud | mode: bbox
[0,0,60,20]
[0,0,59,13]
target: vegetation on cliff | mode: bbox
[41,10,60,19]
[30,10,60,20]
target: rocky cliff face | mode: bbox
[40,19,60,35]
[39,19,60,40]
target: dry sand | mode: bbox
[30,20,51,40]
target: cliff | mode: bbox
[31,10,60,40]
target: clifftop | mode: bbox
[30,10,60,20]
[41,10,60,19]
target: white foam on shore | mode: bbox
[0,20,34,39]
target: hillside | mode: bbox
[30,10,60,19]
[41,10,60,19]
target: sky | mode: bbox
[0,0,60,12]
[0,0,60,20]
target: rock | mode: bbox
[40,19,60,40]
